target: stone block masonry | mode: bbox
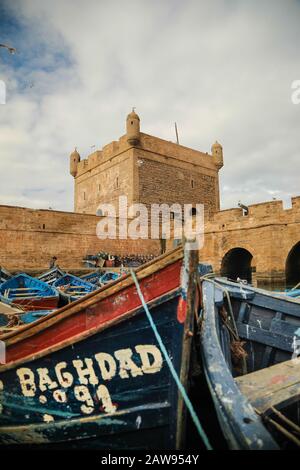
[0,205,161,270]
[201,196,300,288]
[71,110,223,217]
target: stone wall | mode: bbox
[2,195,299,286]
[72,132,222,216]
[136,152,219,215]
[200,196,300,287]
[0,205,161,270]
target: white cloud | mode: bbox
[0,0,299,211]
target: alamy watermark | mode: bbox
[291,80,300,104]
[95,196,204,250]
[0,80,6,104]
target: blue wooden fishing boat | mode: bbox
[100,271,121,285]
[0,309,54,331]
[37,267,65,286]
[0,274,59,311]
[20,310,54,324]
[80,271,102,285]
[199,277,300,449]
[0,247,205,450]
[80,271,121,286]
[53,273,97,303]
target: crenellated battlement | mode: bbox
[75,135,130,177]
[73,130,220,179]
[206,196,300,230]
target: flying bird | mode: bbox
[0,43,17,54]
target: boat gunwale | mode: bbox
[0,287,182,372]
[200,279,279,450]
[0,247,183,345]
[214,277,300,306]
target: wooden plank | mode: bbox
[9,288,40,291]
[237,322,294,352]
[200,280,278,449]
[235,359,300,413]
[0,286,182,372]
[12,293,41,297]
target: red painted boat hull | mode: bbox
[2,254,183,366]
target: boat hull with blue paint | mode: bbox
[53,274,97,303]
[199,277,300,449]
[0,274,59,311]
[100,271,121,285]
[0,247,200,449]
[37,267,66,286]
[80,271,102,285]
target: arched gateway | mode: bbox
[286,242,300,288]
[221,248,253,283]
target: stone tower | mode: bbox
[70,110,223,215]
[69,148,81,177]
[211,141,223,169]
[126,108,140,145]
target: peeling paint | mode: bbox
[43,414,54,423]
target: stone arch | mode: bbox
[221,247,253,283]
[285,242,300,287]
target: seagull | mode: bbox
[0,43,17,54]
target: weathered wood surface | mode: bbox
[200,280,278,449]
[0,246,197,449]
[0,302,23,315]
[235,359,300,414]
[0,274,59,312]
[0,291,183,448]
[0,248,183,369]
[214,278,300,372]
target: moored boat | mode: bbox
[0,246,204,449]
[80,271,121,286]
[0,274,59,312]
[199,277,300,449]
[80,271,102,285]
[19,309,55,324]
[100,271,121,285]
[53,273,97,303]
[37,267,66,286]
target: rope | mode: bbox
[130,269,212,450]
[200,277,247,374]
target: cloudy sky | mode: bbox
[0,0,299,212]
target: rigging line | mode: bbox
[130,269,213,450]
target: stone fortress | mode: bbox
[70,110,222,216]
[0,110,299,288]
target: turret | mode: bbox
[211,141,223,169]
[70,148,80,177]
[126,108,140,146]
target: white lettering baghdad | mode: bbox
[14,344,163,416]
